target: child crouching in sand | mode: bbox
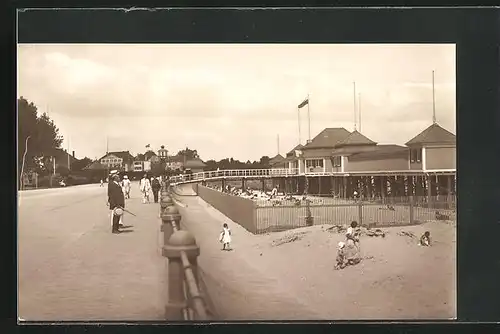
[419,231,431,246]
[219,223,232,251]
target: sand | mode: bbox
[173,184,456,320]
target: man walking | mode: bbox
[122,175,131,199]
[139,174,151,204]
[108,174,125,233]
[151,176,161,203]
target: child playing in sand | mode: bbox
[219,223,232,251]
[419,231,431,246]
[346,221,360,248]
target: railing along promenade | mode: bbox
[168,168,456,185]
[159,181,210,321]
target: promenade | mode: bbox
[18,182,166,321]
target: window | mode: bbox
[332,156,342,167]
[410,148,422,163]
[305,159,324,168]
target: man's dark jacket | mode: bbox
[108,181,125,210]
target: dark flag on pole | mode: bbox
[146,144,151,149]
[298,97,309,109]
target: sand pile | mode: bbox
[247,222,456,319]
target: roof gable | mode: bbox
[269,154,285,163]
[334,130,377,148]
[405,123,456,146]
[84,161,106,170]
[286,144,304,155]
[302,128,351,149]
[144,150,158,161]
[99,151,134,161]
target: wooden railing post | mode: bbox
[161,206,182,245]
[163,230,207,320]
[409,195,415,225]
[162,228,187,320]
[358,202,363,227]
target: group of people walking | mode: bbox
[139,174,162,204]
[107,171,164,234]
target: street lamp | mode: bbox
[20,135,31,190]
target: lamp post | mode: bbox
[20,135,31,190]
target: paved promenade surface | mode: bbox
[18,182,167,321]
[172,186,323,321]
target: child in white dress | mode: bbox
[219,223,232,251]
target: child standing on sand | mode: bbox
[219,223,232,251]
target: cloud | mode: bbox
[17,44,456,161]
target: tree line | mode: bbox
[18,96,274,183]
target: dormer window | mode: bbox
[410,148,422,163]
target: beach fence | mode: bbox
[159,186,214,321]
[192,184,456,235]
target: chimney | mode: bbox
[72,151,75,158]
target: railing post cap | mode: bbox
[165,206,179,214]
[168,230,197,246]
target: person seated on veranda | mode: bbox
[419,231,431,246]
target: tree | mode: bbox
[17,97,63,178]
[259,156,271,168]
[204,159,218,171]
[176,147,199,161]
[151,160,166,176]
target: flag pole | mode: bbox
[67,137,70,171]
[353,82,357,131]
[358,93,362,133]
[307,94,311,142]
[432,70,436,124]
[277,134,280,155]
[297,107,301,145]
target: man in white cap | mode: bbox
[108,173,125,233]
[122,175,131,199]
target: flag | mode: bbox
[298,98,309,109]
[145,144,151,149]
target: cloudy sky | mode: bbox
[17,44,455,162]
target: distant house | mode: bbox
[44,148,79,171]
[287,128,352,174]
[98,151,134,172]
[166,155,185,171]
[405,123,456,171]
[284,128,415,174]
[144,150,160,164]
[133,149,165,172]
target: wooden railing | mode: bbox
[159,184,210,321]
[168,168,456,185]
[169,168,300,184]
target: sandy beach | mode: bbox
[173,185,456,320]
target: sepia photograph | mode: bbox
[17,43,456,321]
